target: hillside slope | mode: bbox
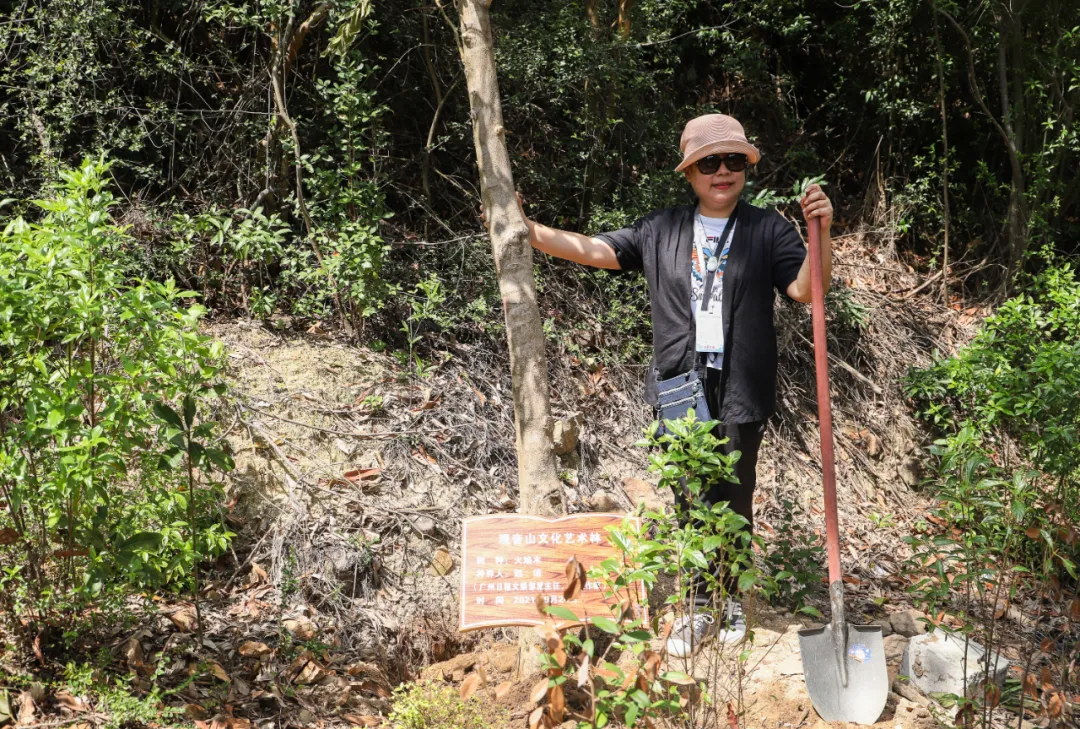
[186,233,987,726]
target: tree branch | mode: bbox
[285,2,332,75]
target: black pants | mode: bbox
[670,367,765,600]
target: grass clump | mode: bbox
[388,680,507,729]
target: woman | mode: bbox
[511,114,833,656]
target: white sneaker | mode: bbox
[716,599,747,644]
[666,611,716,658]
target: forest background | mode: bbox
[0,0,1079,728]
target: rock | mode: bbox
[284,617,317,641]
[586,490,620,513]
[900,632,1009,698]
[884,634,909,665]
[884,634,909,683]
[893,677,930,707]
[490,644,518,674]
[409,515,437,536]
[873,617,894,637]
[552,413,583,455]
[622,477,664,512]
[238,641,272,659]
[899,457,921,488]
[122,638,144,669]
[890,609,928,637]
[429,548,454,576]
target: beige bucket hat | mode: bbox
[675,113,761,172]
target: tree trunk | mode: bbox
[457,0,565,679]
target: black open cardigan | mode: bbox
[595,200,806,424]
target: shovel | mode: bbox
[797,216,888,724]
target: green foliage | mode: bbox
[0,158,233,624]
[388,680,507,729]
[63,661,186,729]
[760,499,825,617]
[906,260,1080,541]
[898,426,1077,721]
[902,256,1080,724]
[527,413,775,727]
[167,206,290,318]
[635,414,768,604]
[298,47,395,322]
[826,285,872,331]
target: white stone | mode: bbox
[899,631,1009,698]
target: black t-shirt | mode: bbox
[595,200,806,423]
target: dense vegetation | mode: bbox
[1,0,1077,334]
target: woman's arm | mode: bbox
[785,183,834,303]
[482,194,621,270]
[528,219,621,269]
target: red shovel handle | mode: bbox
[807,216,842,585]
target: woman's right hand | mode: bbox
[479,192,528,232]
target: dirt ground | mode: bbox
[420,601,941,729]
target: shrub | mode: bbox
[904,260,1080,726]
[527,413,774,728]
[905,258,1080,569]
[388,680,506,729]
[0,158,233,628]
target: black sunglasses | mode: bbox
[695,153,748,175]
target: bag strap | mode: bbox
[698,205,739,312]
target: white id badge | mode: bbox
[695,308,724,353]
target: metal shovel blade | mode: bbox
[798,623,888,724]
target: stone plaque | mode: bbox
[459,513,646,632]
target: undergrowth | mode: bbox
[903,253,1080,727]
[0,159,234,639]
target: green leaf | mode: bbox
[590,617,621,634]
[158,447,185,470]
[702,535,726,552]
[183,394,196,429]
[46,409,64,429]
[624,703,639,726]
[116,532,162,554]
[189,442,206,466]
[545,606,580,622]
[205,447,234,472]
[686,549,709,570]
[660,671,696,685]
[153,402,184,430]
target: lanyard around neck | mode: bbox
[694,206,738,313]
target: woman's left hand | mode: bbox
[800,183,833,231]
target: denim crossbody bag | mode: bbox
[653,208,738,436]
[654,360,711,436]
